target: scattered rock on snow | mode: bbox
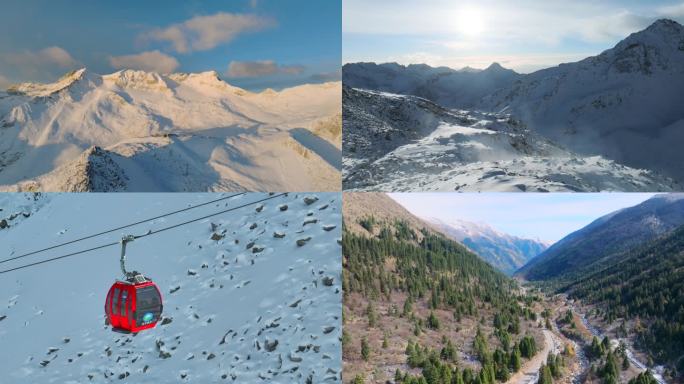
[273,231,286,238]
[296,237,312,247]
[321,276,334,286]
[303,196,318,205]
[211,233,224,241]
[264,339,279,352]
[279,204,288,211]
[322,224,336,232]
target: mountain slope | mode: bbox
[342,86,677,192]
[342,193,551,384]
[428,218,548,275]
[0,193,342,383]
[481,19,684,182]
[563,224,684,372]
[0,69,341,191]
[343,62,521,108]
[518,194,684,281]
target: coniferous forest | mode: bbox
[343,215,553,384]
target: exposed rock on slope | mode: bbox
[343,86,677,192]
[481,19,684,182]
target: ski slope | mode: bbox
[0,192,342,383]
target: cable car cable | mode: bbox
[0,192,247,265]
[0,193,287,275]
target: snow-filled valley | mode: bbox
[0,192,342,383]
[342,87,677,192]
[342,19,684,192]
[0,69,341,192]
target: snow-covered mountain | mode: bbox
[481,19,684,182]
[0,193,342,383]
[0,69,341,191]
[343,62,520,109]
[342,86,677,192]
[427,217,548,275]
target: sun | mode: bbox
[457,7,485,36]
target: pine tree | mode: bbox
[427,311,440,330]
[361,337,370,361]
[537,363,553,384]
[367,302,377,328]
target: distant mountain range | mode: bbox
[428,218,548,275]
[0,68,341,191]
[343,19,684,189]
[343,61,520,109]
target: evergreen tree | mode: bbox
[361,337,370,361]
[427,311,440,330]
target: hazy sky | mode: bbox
[0,0,340,90]
[343,0,684,73]
[389,193,657,243]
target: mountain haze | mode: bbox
[428,218,548,275]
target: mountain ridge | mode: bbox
[427,217,549,275]
[517,193,684,281]
[0,68,341,191]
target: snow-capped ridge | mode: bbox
[6,68,87,97]
[0,67,341,191]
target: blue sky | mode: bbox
[344,0,684,73]
[389,193,657,243]
[0,0,340,90]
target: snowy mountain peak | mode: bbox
[645,18,683,35]
[609,18,684,67]
[6,68,87,97]
[425,216,549,275]
[103,70,172,92]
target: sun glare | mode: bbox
[457,7,485,36]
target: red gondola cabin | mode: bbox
[105,279,163,333]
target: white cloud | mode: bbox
[0,46,79,83]
[343,0,684,71]
[226,60,305,78]
[7,46,77,68]
[109,50,180,73]
[143,12,275,53]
